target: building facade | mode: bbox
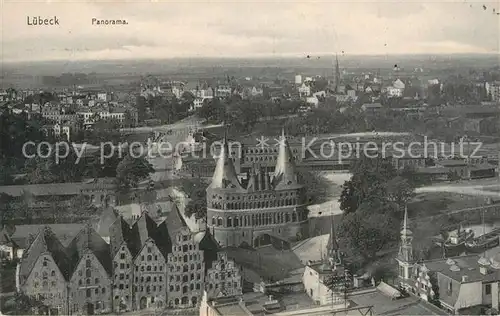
[206,130,310,248]
[205,252,243,299]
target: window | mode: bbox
[86,269,91,278]
[51,270,55,277]
[86,259,91,268]
[102,288,105,294]
[120,263,125,269]
[43,272,48,279]
[95,288,99,294]
[447,281,452,294]
[86,289,91,298]
[486,284,492,295]
[120,253,125,259]
[95,278,100,284]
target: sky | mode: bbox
[1,0,499,62]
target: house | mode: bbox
[205,252,243,299]
[386,86,403,98]
[305,96,319,108]
[199,291,252,316]
[298,83,311,97]
[303,217,347,307]
[397,207,500,314]
[17,227,73,315]
[66,226,113,315]
[166,227,219,309]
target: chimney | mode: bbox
[480,266,489,275]
[462,275,469,283]
[353,275,360,288]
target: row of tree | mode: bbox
[338,156,416,263]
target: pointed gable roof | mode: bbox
[273,129,301,190]
[208,133,244,191]
[155,220,173,259]
[129,211,171,259]
[194,230,219,270]
[165,204,187,235]
[19,226,73,283]
[96,207,119,238]
[67,225,112,276]
[109,216,134,260]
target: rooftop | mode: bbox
[349,288,446,315]
[424,254,500,284]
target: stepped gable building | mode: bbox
[108,216,136,312]
[66,225,113,315]
[166,205,219,309]
[205,252,243,300]
[129,211,170,310]
[206,129,309,248]
[17,226,73,315]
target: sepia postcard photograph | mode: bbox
[0,0,499,315]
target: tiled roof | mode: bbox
[11,224,84,248]
[424,254,500,284]
[163,204,187,239]
[195,230,219,269]
[273,129,301,190]
[0,178,116,197]
[96,207,119,237]
[129,212,172,260]
[19,226,73,283]
[109,216,134,260]
[66,226,113,276]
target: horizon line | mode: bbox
[3,52,500,64]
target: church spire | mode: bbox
[398,205,413,263]
[272,128,300,189]
[208,131,243,191]
[327,215,342,267]
[333,53,340,91]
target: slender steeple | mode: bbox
[327,215,342,267]
[333,53,340,92]
[208,131,243,191]
[398,205,413,262]
[273,128,300,189]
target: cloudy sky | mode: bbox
[2,0,499,62]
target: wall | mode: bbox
[68,252,112,315]
[133,240,167,310]
[454,281,482,311]
[22,253,69,315]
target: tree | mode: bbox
[177,177,209,219]
[3,292,47,315]
[0,193,14,226]
[339,202,399,261]
[116,154,154,189]
[384,176,415,208]
[339,180,359,214]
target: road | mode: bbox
[142,116,222,182]
[416,180,500,198]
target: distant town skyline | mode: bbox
[2,0,499,62]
